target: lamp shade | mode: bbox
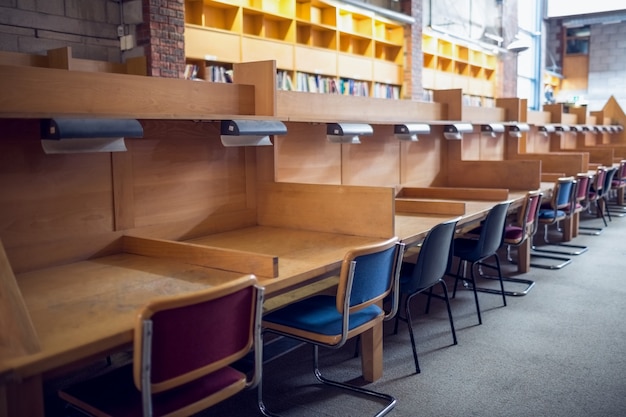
[220,119,287,147]
[326,123,373,144]
[394,123,430,141]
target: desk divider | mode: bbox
[257,182,395,238]
[0,240,41,360]
[564,148,614,166]
[122,236,278,278]
[395,199,466,215]
[509,152,588,176]
[397,186,509,201]
[447,160,541,190]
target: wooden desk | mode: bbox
[2,227,382,416]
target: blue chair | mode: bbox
[258,237,404,417]
[531,176,576,269]
[58,275,265,417]
[451,201,511,325]
[393,217,460,374]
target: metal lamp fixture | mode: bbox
[480,123,505,138]
[326,123,373,144]
[443,123,473,140]
[554,125,570,135]
[507,123,530,138]
[394,123,430,142]
[220,119,287,147]
[40,118,143,154]
[537,124,556,137]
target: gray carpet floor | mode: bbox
[47,208,626,417]
[202,210,626,417]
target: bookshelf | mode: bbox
[184,0,405,98]
[422,31,497,106]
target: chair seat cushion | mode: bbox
[452,237,481,262]
[263,295,382,336]
[58,363,247,417]
[538,209,566,220]
[503,225,524,244]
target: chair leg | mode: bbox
[439,280,458,347]
[468,262,483,325]
[404,293,421,374]
[312,345,397,417]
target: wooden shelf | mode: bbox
[421,31,497,104]
[184,0,405,98]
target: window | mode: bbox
[565,26,590,55]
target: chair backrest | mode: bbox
[336,237,404,320]
[551,176,576,210]
[602,166,618,197]
[403,217,460,294]
[133,275,264,404]
[520,189,543,237]
[574,173,591,203]
[473,200,512,258]
[589,167,607,202]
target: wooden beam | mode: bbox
[122,235,278,278]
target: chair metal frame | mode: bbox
[393,217,460,374]
[59,275,265,417]
[579,166,608,235]
[607,160,626,215]
[494,189,544,295]
[530,177,576,269]
[450,201,511,325]
[258,237,405,417]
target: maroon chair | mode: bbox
[580,166,607,235]
[58,275,264,417]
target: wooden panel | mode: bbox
[372,60,401,84]
[395,199,466,215]
[341,125,400,186]
[0,65,256,119]
[509,152,587,176]
[122,236,278,277]
[241,37,294,69]
[128,120,255,236]
[447,160,541,190]
[273,122,342,184]
[257,182,395,238]
[397,187,509,201]
[234,60,277,116]
[561,114,578,124]
[0,50,47,68]
[277,90,443,122]
[0,240,40,360]
[337,53,373,80]
[294,45,337,75]
[462,106,505,123]
[400,130,443,187]
[0,120,117,273]
[527,110,551,124]
[433,89,462,120]
[562,54,589,91]
[184,25,241,62]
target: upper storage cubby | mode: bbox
[184,0,406,98]
[421,30,497,105]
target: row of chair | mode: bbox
[56,167,626,416]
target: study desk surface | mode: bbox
[10,253,243,379]
[186,225,381,296]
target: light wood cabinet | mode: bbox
[422,31,497,106]
[184,0,404,99]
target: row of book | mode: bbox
[183,64,233,83]
[187,64,398,99]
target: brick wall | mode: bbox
[401,0,423,100]
[0,0,123,61]
[587,22,626,110]
[137,0,185,78]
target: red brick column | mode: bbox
[137,0,185,78]
[401,0,423,100]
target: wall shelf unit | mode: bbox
[184,0,405,98]
[422,31,497,106]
